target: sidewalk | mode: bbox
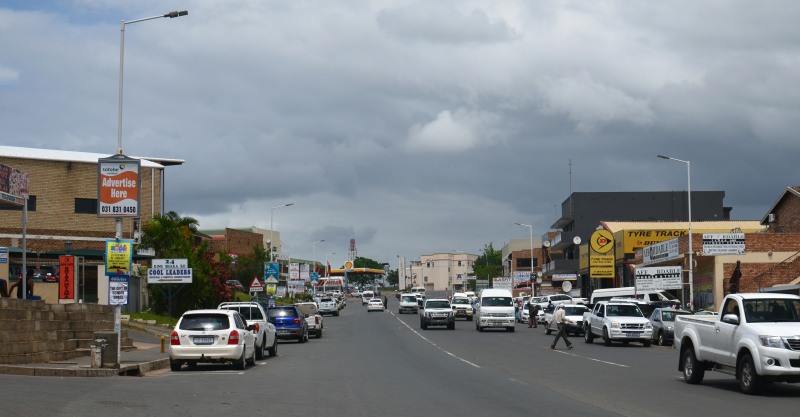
[0,321,173,377]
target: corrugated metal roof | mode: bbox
[0,145,185,168]
[601,220,765,233]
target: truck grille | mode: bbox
[621,323,645,330]
[785,336,800,351]
[484,313,508,318]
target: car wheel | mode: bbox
[447,321,455,330]
[682,346,704,384]
[467,316,473,321]
[235,348,246,370]
[584,325,594,343]
[255,336,265,360]
[507,326,515,332]
[421,320,428,330]
[603,328,612,346]
[657,331,665,346]
[302,329,309,343]
[643,340,651,347]
[268,337,278,357]
[739,353,764,395]
[317,328,323,339]
[170,360,182,372]
[334,311,339,316]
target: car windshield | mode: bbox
[551,295,571,301]
[268,308,298,318]
[564,307,588,316]
[402,296,416,302]
[483,297,512,307]
[296,304,317,315]
[426,301,450,309]
[607,304,643,317]
[179,314,230,331]
[321,298,333,302]
[220,306,264,321]
[661,311,690,321]
[743,299,800,323]
[452,298,470,305]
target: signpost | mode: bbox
[59,255,75,301]
[249,277,264,293]
[147,258,192,284]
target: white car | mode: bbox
[398,293,419,314]
[217,301,278,360]
[295,302,324,338]
[544,304,590,336]
[450,296,473,320]
[318,296,339,316]
[367,298,385,312]
[169,309,257,371]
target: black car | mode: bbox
[266,305,309,343]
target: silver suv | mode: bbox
[420,299,455,330]
[218,301,278,359]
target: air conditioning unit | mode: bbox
[768,213,776,223]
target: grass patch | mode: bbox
[129,311,178,328]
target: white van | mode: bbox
[361,290,375,305]
[475,288,515,332]
[590,287,680,307]
[410,286,426,299]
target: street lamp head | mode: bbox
[165,11,189,18]
[657,155,670,160]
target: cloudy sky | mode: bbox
[2,1,798,267]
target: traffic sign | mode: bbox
[250,277,264,292]
[264,262,280,284]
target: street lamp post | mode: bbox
[114,9,187,368]
[658,155,693,309]
[312,239,325,293]
[270,203,294,261]
[515,222,535,297]
[325,252,336,277]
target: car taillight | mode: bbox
[170,331,180,346]
[315,316,320,324]
[293,318,302,324]
[253,323,260,333]
[228,330,240,345]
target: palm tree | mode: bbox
[139,211,199,258]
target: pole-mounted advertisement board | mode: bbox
[97,154,140,218]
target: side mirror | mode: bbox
[722,314,740,325]
[246,324,256,332]
[597,312,604,318]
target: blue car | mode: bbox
[267,306,309,343]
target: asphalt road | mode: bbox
[2,295,799,416]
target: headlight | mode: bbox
[644,323,652,329]
[610,321,620,328]
[760,336,785,348]
[666,326,673,331]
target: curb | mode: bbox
[0,358,171,377]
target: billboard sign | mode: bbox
[105,239,133,276]
[0,163,29,206]
[642,238,680,265]
[702,233,745,255]
[98,154,140,218]
[635,266,682,291]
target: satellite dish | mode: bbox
[573,236,582,245]
[562,281,573,293]
[543,241,551,248]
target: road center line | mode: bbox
[393,312,481,369]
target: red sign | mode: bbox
[59,255,75,300]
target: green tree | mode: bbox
[347,256,387,288]
[472,243,503,285]
[386,269,399,286]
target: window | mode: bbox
[75,198,97,214]
[516,258,532,268]
[0,195,36,211]
[458,261,462,267]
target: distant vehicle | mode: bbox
[590,287,680,308]
[169,309,256,371]
[225,280,245,292]
[367,298,385,312]
[420,299,455,330]
[267,306,309,343]
[32,266,59,282]
[648,307,690,346]
[398,293,420,314]
[361,291,375,305]
[295,302,323,338]
[217,301,278,359]
[475,289,515,332]
[544,304,590,336]
[318,297,339,316]
[450,296,473,321]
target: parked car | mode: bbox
[169,309,256,371]
[267,306,309,343]
[218,301,278,359]
[398,293,420,314]
[583,300,652,347]
[544,304,590,336]
[295,302,324,338]
[225,280,245,292]
[318,296,339,316]
[420,298,455,330]
[31,265,59,282]
[367,298,385,312]
[648,307,690,346]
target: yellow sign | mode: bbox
[590,230,614,254]
[344,260,354,270]
[590,256,614,267]
[105,239,133,276]
[267,283,276,295]
[621,229,687,253]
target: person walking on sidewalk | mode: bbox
[550,305,574,350]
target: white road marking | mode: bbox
[547,347,629,367]
[392,311,481,369]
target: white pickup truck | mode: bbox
[675,293,800,394]
[583,300,653,347]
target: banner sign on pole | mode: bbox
[97,155,140,218]
[109,275,129,306]
[643,238,680,265]
[492,277,512,290]
[105,239,133,276]
[702,233,745,255]
[264,262,280,283]
[59,255,75,300]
